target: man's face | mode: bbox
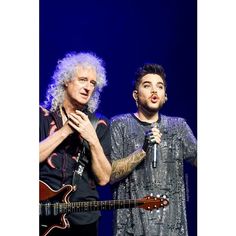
[134,74,166,113]
[65,66,97,108]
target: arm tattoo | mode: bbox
[110,149,146,184]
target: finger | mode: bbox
[152,130,162,137]
[150,133,162,143]
[70,113,84,123]
[75,110,88,120]
[151,138,161,145]
[156,137,161,144]
[152,127,162,134]
[68,114,80,126]
[149,136,157,144]
[68,120,80,130]
[152,133,162,140]
[147,130,161,139]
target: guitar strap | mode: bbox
[72,113,100,187]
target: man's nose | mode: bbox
[151,86,157,93]
[84,81,92,90]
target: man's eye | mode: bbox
[91,81,97,87]
[144,84,150,88]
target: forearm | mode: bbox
[39,126,72,163]
[110,149,146,184]
[89,138,112,186]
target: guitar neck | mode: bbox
[40,199,143,216]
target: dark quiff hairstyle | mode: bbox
[133,63,167,90]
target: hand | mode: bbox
[68,110,97,143]
[142,127,162,152]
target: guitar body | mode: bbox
[40,180,74,236]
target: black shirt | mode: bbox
[39,106,111,225]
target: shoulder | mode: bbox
[95,112,110,127]
[40,105,50,117]
[160,114,188,129]
[88,112,110,130]
[161,114,185,123]
[110,113,132,124]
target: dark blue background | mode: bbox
[40,0,197,235]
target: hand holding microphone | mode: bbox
[142,123,162,168]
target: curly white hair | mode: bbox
[43,52,107,112]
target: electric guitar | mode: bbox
[39,180,169,236]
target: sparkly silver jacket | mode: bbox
[110,114,197,236]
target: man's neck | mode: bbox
[63,100,83,113]
[134,110,159,123]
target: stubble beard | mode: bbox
[138,100,165,115]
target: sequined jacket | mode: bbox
[110,113,197,236]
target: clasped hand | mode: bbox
[67,110,96,143]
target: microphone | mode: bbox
[153,144,157,168]
[152,122,158,168]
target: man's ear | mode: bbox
[165,93,168,102]
[133,90,138,101]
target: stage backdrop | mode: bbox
[40,0,197,235]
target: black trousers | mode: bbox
[41,221,98,236]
